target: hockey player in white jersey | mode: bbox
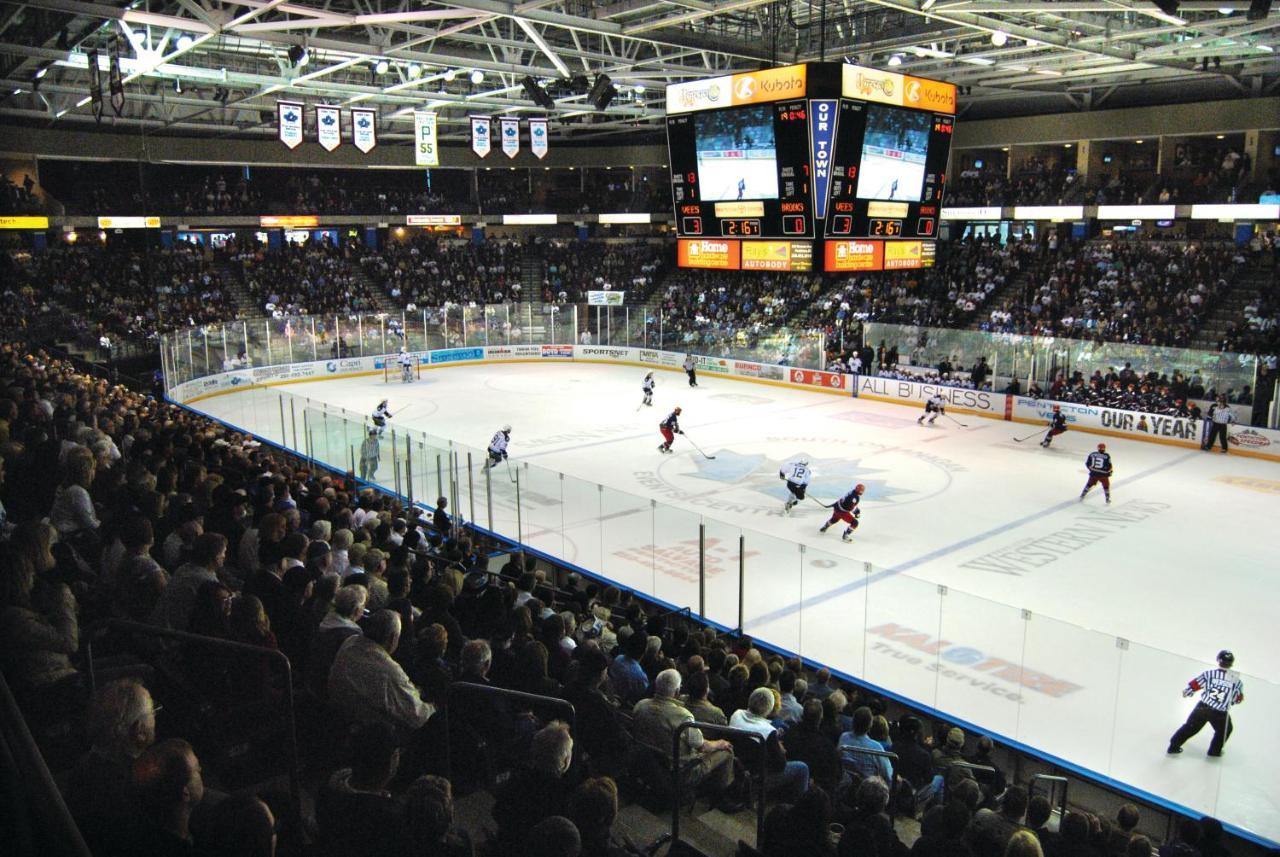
[398,348,415,383]
[918,393,946,425]
[486,425,512,469]
[779,458,812,515]
[641,372,655,407]
[371,400,393,436]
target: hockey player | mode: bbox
[683,354,698,388]
[398,348,415,383]
[918,393,946,425]
[779,458,812,515]
[486,425,512,469]
[1040,405,1068,447]
[642,372,656,407]
[371,400,393,436]
[1080,443,1113,503]
[819,483,864,542]
[658,407,683,454]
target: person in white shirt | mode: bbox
[728,688,810,802]
[486,425,512,469]
[328,610,435,733]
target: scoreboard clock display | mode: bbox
[666,61,956,270]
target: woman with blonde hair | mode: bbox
[49,446,100,543]
[0,521,80,691]
[1004,829,1044,857]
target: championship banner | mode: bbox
[108,35,124,116]
[316,105,341,152]
[529,118,548,159]
[351,108,377,153]
[413,111,438,166]
[500,118,520,158]
[88,49,103,122]
[277,101,304,149]
[471,116,491,158]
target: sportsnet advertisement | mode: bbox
[576,346,634,362]
[857,375,1004,415]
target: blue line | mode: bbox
[747,449,1201,628]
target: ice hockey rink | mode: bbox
[190,360,1280,845]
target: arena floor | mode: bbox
[189,361,1280,844]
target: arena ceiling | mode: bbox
[0,0,1277,144]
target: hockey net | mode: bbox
[383,359,422,383]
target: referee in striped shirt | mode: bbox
[1167,650,1243,757]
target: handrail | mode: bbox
[0,670,93,857]
[839,744,901,764]
[671,720,767,847]
[83,618,301,832]
[1032,772,1069,819]
[442,680,576,784]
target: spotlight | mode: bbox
[470,69,484,85]
[34,66,48,80]
[444,69,456,82]
[991,30,1008,46]
[1249,0,1272,20]
[374,59,389,75]
[173,77,182,94]
[588,73,616,110]
[887,54,903,66]
[521,75,555,109]
[287,45,309,68]
[176,34,194,51]
[634,83,646,95]
[407,63,422,79]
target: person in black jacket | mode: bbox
[561,646,627,776]
[784,700,843,797]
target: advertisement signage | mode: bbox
[824,239,884,272]
[429,347,484,364]
[540,344,574,358]
[586,291,625,306]
[677,238,741,270]
[406,214,462,226]
[790,368,847,391]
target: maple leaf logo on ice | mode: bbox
[685,451,910,503]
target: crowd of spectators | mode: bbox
[3,242,239,348]
[977,241,1247,348]
[947,158,1074,207]
[540,240,666,304]
[359,236,526,308]
[230,238,382,316]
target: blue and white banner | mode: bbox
[500,118,520,159]
[529,118,548,159]
[471,116,491,158]
[316,105,341,152]
[351,108,377,153]
[414,111,438,166]
[277,101,304,149]
[809,99,838,220]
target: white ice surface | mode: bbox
[191,361,1280,844]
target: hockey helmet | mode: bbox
[1217,650,1235,668]
[1097,443,1106,452]
[673,406,682,415]
[379,399,388,407]
[854,483,865,494]
[1052,404,1061,412]
[645,371,653,378]
[502,424,512,433]
[798,458,809,466]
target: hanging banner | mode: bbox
[500,118,520,159]
[88,49,103,122]
[809,99,838,220]
[414,111,439,166]
[316,105,341,152]
[529,118,548,160]
[351,107,377,153]
[108,35,124,116]
[277,101,304,149]
[471,116,491,158]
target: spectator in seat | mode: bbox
[151,532,228,631]
[786,699,842,797]
[607,627,649,705]
[1159,818,1203,857]
[526,816,581,857]
[970,784,1028,856]
[492,720,578,854]
[1197,817,1231,857]
[729,686,810,802]
[328,609,434,733]
[968,734,1008,804]
[1107,804,1141,856]
[1058,811,1099,857]
[1127,836,1155,857]
[682,667,727,726]
[306,583,366,699]
[933,726,975,785]
[1004,830,1045,857]
[561,645,627,773]
[1,520,80,694]
[65,678,159,851]
[403,775,471,857]
[201,793,277,857]
[566,776,625,857]
[838,776,909,857]
[839,705,892,783]
[778,669,803,724]
[316,721,406,857]
[633,668,737,810]
[121,738,206,856]
[1026,794,1057,853]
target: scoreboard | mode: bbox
[665,61,956,272]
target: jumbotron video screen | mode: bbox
[665,61,956,273]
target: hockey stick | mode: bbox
[504,458,518,484]
[681,433,716,460]
[1012,429,1044,443]
[945,413,969,428]
[808,496,836,509]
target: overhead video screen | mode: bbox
[855,104,933,202]
[692,105,780,202]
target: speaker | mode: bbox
[521,75,555,110]
[1153,0,1179,15]
[589,74,616,110]
[1248,0,1272,21]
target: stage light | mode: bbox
[176,34,194,51]
[470,69,484,85]
[374,59,389,75]
[991,30,1008,46]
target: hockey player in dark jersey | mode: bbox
[658,407,683,454]
[819,483,864,542]
[1080,443,1113,503]
[1040,405,1068,447]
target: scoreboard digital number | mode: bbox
[722,218,762,236]
[869,218,903,237]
